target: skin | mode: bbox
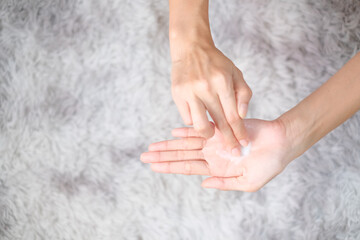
[141,52,360,191]
[141,120,289,192]
[169,0,252,152]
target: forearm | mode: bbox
[279,52,360,161]
[169,0,215,62]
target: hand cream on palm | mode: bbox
[215,142,251,162]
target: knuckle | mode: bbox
[212,71,229,83]
[238,86,252,100]
[237,69,244,79]
[171,83,182,93]
[194,79,211,93]
[212,72,231,92]
[248,87,253,98]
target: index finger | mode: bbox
[218,90,248,146]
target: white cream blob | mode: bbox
[215,142,252,163]
[241,142,252,156]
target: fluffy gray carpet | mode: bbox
[0,0,360,239]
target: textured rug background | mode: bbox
[0,0,360,239]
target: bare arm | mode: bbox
[142,52,360,191]
[279,52,360,163]
[169,0,214,61]
[168,0,253,153]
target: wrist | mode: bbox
[169,0,214,62]
[277,105,315,164]
[169,26,214,43]
[169,0,212,45]
[169,35,215,63]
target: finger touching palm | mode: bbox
[140,119,291,192]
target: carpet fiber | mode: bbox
[0,0,360,239]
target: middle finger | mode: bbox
[218,89,248,146]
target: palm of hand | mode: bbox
[202,120,289,189]
[141,119,291,191]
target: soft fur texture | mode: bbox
[0,0,359,239]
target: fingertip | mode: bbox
[140,152,156,163]
[240,139,248,147]
[140,152,146,162]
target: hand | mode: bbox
[170,43,252,152]
[140,119,293,192]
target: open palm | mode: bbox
[141,119,292,191]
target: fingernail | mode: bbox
[140,153,147,162]
[238,103,248,119]
[240,139,248,147]
[231,146,241,156]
